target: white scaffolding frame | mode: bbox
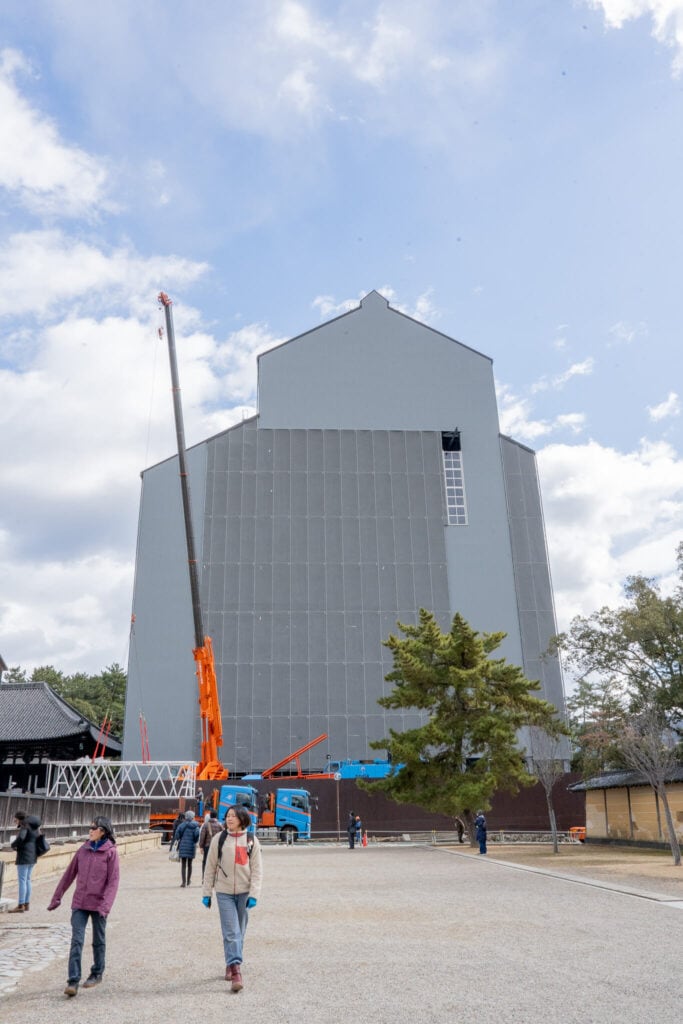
[45,761,198,801]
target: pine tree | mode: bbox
[364,610,565,834]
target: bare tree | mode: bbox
[620,706,681,866]
[528,728,566,854]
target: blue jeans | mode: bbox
[68,909,107,984]
[216,892,249,966]
[17,863,34,904]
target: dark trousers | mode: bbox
[68,909,107,984]
[348,833,355,849]
[478,836,487,854]
[181,856,194,885]
[202,846,209,879]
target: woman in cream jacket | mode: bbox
[202,805,263,993]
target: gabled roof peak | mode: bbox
[360,290,390,310]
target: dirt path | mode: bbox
[453,842,683,898]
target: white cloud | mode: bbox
[497,383,586,442]
[0,230,208,319]
[539,437,683,629]
[143,159,172,207]
[647,390,680,420]
[0,542,133,675]
[587,1,683,74]
[312,287,438,324]
[0,293,281,675]
[0,49,111,216]
[312,294,360,318]
[213,323,286,403]
[55,0,502,144]
[278,62,319,115]
[555,413,587,434]
[531,357,595,393]
[606,319,648,346]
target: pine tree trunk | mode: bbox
[464,809,477,848]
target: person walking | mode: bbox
[47,815,120,998]
[8,810,40,913]
[199,808,222,880]
[176,809,200,887]
[202,805,263,993]
[475,811,488,854]
[346,811,356,849]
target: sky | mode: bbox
[1,0,682,687]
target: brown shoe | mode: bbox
[64,983,79,997]
[231,966,243,993]
[8,904,24,913]
[225,965,233,981]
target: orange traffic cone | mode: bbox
[362,831,368,847]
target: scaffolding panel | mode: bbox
[45,761,198,801]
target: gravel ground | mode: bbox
[1,841,682,1024]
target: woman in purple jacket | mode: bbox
[48,815,120,998]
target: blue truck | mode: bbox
[217,783,313,841]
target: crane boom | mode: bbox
[158,292,227,781]
[260,733,329,779]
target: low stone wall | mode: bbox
[0,831,160,903]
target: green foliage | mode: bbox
[556,542,683,770]
[1,662,127,739]
[565,677,629,776]
[2,666,28,684]
[364,610,565,820]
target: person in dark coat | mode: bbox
[9,810,41,913]
[475,811,487,854]
[176,809,200,887]
[346,812,356,849]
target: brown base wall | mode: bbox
[250,773,586,836]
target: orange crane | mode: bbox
[158,293,227,781]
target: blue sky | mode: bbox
[1,0,682,680]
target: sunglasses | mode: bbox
[89,825,102,831]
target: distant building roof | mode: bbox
[0,682,122,752]
[570,767,683,792]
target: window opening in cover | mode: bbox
[442,431,467,525]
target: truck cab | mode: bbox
[259,787,312,842]
[218,784,313,841]
[217,784,259,830]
